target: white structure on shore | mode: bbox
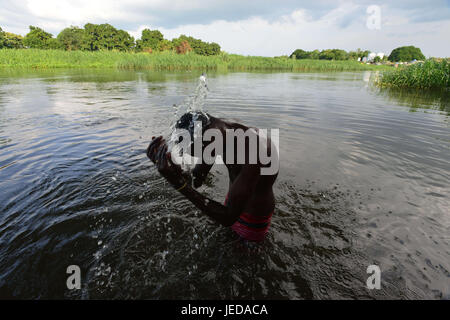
[363,52,385,62]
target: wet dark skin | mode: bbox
[147,116,278,227]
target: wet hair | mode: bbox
[175,111,211,138]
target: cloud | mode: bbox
[0,0,449,57]
[132,4,450,57]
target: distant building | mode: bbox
[368,52,377,61]
[365,52,385,62]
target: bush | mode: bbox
[83,23,134,52]
[57,26,84,51]
[136,29,163,51]
[157,39,173,52]
[175,40,192,54]
[290,49,309,59]
[142,47,153,54]
[172,35,220,56]
[291,48,350,60]
[378,59,449,89]
[3,32,24,49]
[46,38,63,49]
[1,23,225,56]
[23,26,53,49]
[0,27,4,49]
[388,46,425,62]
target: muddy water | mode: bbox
[0,69,448,299]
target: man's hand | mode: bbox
[147,136,186,188]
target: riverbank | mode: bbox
[0,49,389,72]
[377,59,449,90]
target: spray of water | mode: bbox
[167,74,210,170]
[173,73,209,118]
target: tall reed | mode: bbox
[0,49,389,72]
[377,59,449,90]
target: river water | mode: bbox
[0,69,448,299]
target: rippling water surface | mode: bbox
[0,69,448,299]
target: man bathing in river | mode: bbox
[147,111,278,242]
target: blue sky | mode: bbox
[0,0,449,57]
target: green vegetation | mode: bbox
[57,26,85,51]
[377,59,449,90]
[22,26,57,49]
[0,23,221,56]
[290,48,371,61]
[136,29,163,51]
[378,86,450,115]
[82,23,134,51]
[222,54,386,71]
[0,49,390,71]
[0,28,4,49]
[173,35,220,56]
[0,28,24,49]
[388,46,425,62]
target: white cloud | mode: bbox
[1,0,449,57]
[129,5,450,57]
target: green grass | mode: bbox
[0,49,389,72]
[377,59,449,90]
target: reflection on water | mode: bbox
[377,87,449,115]
[0,69,449,299]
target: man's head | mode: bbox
[175,111,211,138]
[171,111,214,188]
[174,111,212,154]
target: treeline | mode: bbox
[289,48,371,61]
[0,24,221,55]
[0,27,24,49]
[290,46,427,62]
[387,46,425,62]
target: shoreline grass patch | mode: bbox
[0,49,389,72]
[377,59,449,90]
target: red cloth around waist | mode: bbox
[225,193,273,242]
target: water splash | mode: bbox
[173,73,209,119]
[167,74,210,169]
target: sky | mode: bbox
[0,0,449,57]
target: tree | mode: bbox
[208,42,221,55]
[46,38,63,49]
[157,39,173,51]
[175,40,192,54]
[83,23,134,51]
[388,46,425,62]
[0,28,24,49]
[113,29,134,51]
[360,50,370,60]
[331,49,349,60]
[23,26,53,49]
[290,49,309,59]
[290,48,350,60]
[173,35,221,55]
[319,49,335,60]
[4,32,24,49]
[136,29,163,51]
[0,27,4,49]
[309,49,320,60]
[348,48,370,60]
[57,26,84,50]
[318,49,349,60]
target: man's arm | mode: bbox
[177,164,260,226]
[147,137,259,227]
